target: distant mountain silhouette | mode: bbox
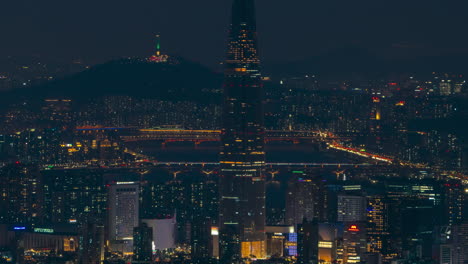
[3,47,468,107]
[1,57,223,106]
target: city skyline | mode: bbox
[0,1,467,264]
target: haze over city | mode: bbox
[3,0,468,67]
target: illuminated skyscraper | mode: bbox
[219,0,266,262]
[343,223,367,264]
[439,79,452,95]
[366,195,389,254]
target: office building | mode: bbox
[318,223,342,264]
[343,223,367,264]
[191,216,213,263]
[285,173,326,227]
[133,223,153,264]
[297,219,319,264]
[79,223,105,264]
[338,195,367,222]
[366,195,389,254]
[108,182,140,254]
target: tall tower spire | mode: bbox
[148,34,168,63]
[156,34,161,56]
[219,0,266,262]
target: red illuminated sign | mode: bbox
[348,225,360,232]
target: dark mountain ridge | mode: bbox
[0,57,223,107]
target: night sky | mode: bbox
[2,0,468,68]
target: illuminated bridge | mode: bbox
[110,129,350,143]
[42,162,378,171]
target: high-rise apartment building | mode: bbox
[0,164,43,224]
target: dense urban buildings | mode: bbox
[0,0,467,264]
